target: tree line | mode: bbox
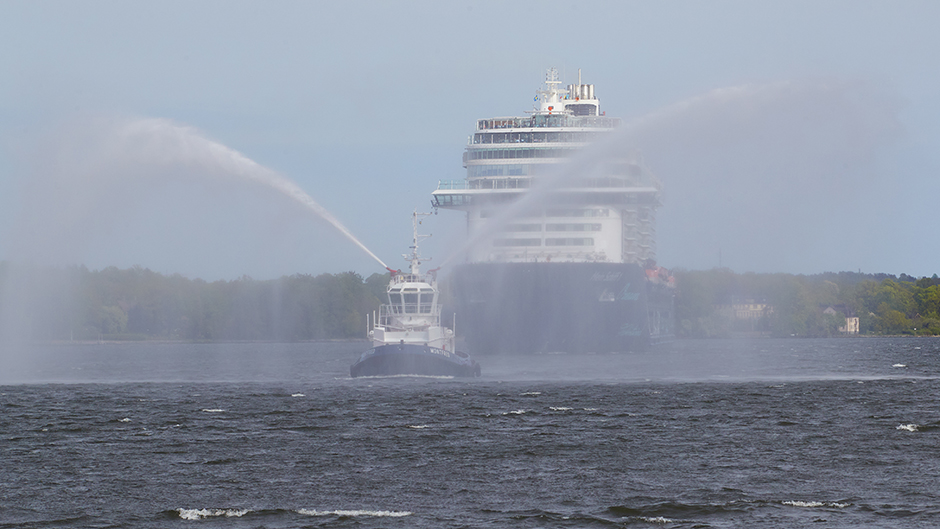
[2,262,939,342]
[0,262,388,341]
[674,268,940,338]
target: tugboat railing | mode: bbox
[377,303,442,328]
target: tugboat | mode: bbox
[350,211,481,377]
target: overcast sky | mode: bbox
[1,1,938,279]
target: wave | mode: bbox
[296,509,412,517]
[640,516,674,524]
[607,500,751,518]
[782,500,850,508]
[176,508,249,520]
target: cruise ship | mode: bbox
[431,68,675,354]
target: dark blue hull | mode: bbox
[446,262,675,354]
[350,343,481,377]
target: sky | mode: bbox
[1,0,938,280]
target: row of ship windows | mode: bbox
[466,177,645,190]
[471,131,606,145]
[389,293,435,305]
[477,115,622,130]
[503,223,602,232]
[467,164,642,178]
[493,238,595,247]
[433,193,650,207]
[481,208,610,218]
[464,147,578,161]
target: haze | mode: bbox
[1,1,937,280]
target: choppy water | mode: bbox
[2,338,940,528]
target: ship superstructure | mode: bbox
[432,68,661,265]
[369,211,452,350]
[431,69,674,354]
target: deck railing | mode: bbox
[378,304,442,329]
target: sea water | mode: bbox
[2,338,939,527]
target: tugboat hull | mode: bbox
[350,343,481,377]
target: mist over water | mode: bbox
[8,117,387,270]
[0,116,389,349]
[442,79,901,273]
[633,79,901,272]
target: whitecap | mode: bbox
[893,364,907,368]
[407,425,429,429]
[640,516,673,523]
[549,406,573,411]
[119,418,131,422]
[783,500,849,508]
[503,409,528,415]
[783,500,824,507]
[177,508,249,520]
[201,409,225,413]
[520,391,541,396]
[897,423,919,432]
[296,509,411,517]
[291,393,305,397]
[583,407,598,412]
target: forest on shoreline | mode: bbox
[673,268,940,338]
[1,262,938,342]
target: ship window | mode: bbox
[545,208,610,218]
[403,293,418,313]
[545,238,594,246]
[567,103,598,116]
[493,238,541,247]
[503,223,542,232]
[545,223,601,232]
[419,293,434,313]
[389,293,402,305]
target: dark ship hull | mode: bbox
[446,262,674,354]
[350,343,481,377]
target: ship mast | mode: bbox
[535,67,565,115]
[405,209,433,275]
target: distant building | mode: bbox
[824,305,859,335]
[840,317,860,334]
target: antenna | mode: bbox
[405,208,433,275]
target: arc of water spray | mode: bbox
[438,79,881,269]
[118,118,390,270]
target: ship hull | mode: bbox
[447,262,674,354]
[350,343,481,377]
